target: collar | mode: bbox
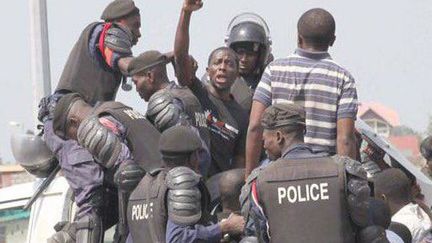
[207,85,234,102]
[281,143,329,160]
[295,48,331,60]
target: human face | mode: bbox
[125,14,141,45]
[207,50,238,91]
[132,73,152,101]
[262,129,282,161]
[235,47,259,76]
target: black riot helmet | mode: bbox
[225,13,272,75]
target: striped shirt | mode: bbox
[254,48,358,153]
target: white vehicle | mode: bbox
[0,176,115,243]
[0,177,72,243]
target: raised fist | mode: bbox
[183,0,203,12]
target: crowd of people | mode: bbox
[33,0,432,242]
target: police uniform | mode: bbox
[38,3,139,238]
[76,100,162,242]
[126,126,218,243]
[241,104,371,243]
[90,101,163,172]
[224,13,273,112]
[128,51,212,175]
[56,0,138,105]
[51,93,160,242]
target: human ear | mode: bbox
[276,131,284,145]
[297,34,303,46]
[329,35,336,47]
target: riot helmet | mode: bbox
[11,131,57,178]
[225,13,272,75]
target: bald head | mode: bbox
[219,169,245,212]
[297,8,335,48]
[374,168,412,205]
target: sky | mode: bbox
[1,0,431,162]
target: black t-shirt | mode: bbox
[189,79,248,176]
[201,74,254,114]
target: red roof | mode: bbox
[358,102,400,127]
[388,135,420,157]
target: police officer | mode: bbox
[53,0,141,105]
[38,2,142,242]
[127,126,245,243]
[127,50,212,175]
[241,103,372,242]
[224,13,272,112]
[50,93,161,242]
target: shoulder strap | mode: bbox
[240,166,265,220]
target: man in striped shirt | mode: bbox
[245,8,358,176]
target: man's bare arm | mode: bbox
[245,101,267,178]
[336,118,357,159]
[174,0,202,87]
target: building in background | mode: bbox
[358,102,422,165]
[358,102,401,137]
[0,165,34,188]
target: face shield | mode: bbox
[10,132,57,178]
[224,13,272,72]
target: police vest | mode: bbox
[56,22,122,105]
[256,157,354,243]
[128,168,213,243]
[94,102,163,172]
[230,77,254,113]
[167,85,210,149]
[128,169,168,243]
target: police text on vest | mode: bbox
[131,202,154,220]
[277,183,329,204]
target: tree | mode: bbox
[391,125,420,136]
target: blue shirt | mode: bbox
[166,219,222,243]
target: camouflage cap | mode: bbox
[128,50,172,75]
[261,103,306,130]
[53,93,83,139]
[159,126,202,155]
[101,0,139,22]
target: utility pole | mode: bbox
[29,0,51,132]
